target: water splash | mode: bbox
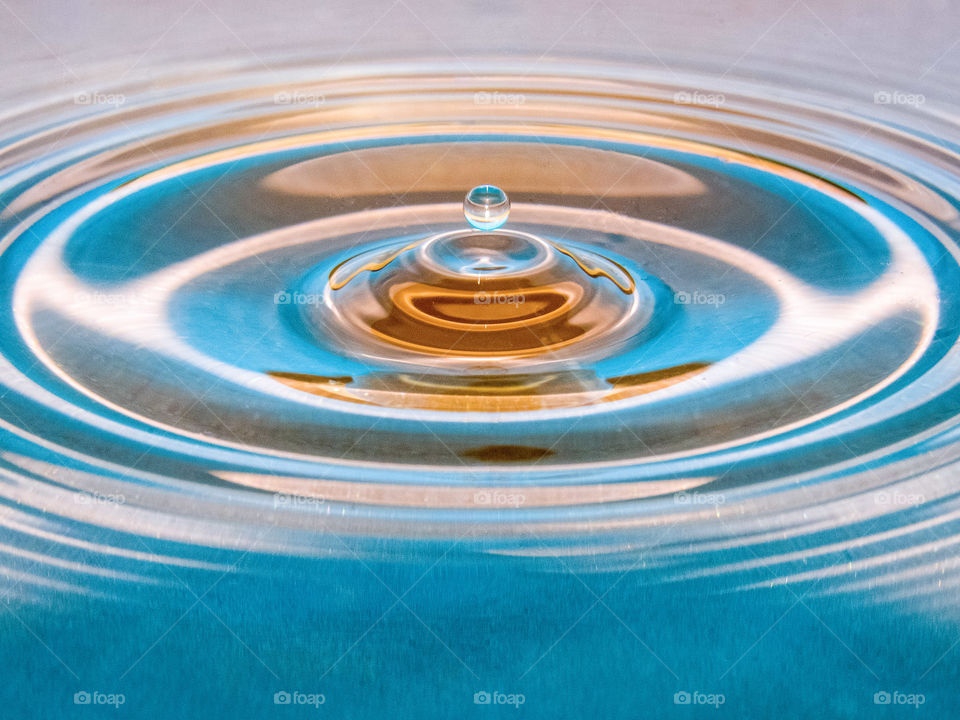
[0,60,957,613]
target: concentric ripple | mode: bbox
[1,59,960,604]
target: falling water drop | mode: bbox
[463,184,511,230]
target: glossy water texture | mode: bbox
[1,60,960,718]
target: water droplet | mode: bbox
[463,184,510,230]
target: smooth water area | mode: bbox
[0,59,959,717]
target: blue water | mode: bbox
[2,62,960,718]
[2,548,957,718]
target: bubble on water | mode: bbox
[463,184,510,230]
